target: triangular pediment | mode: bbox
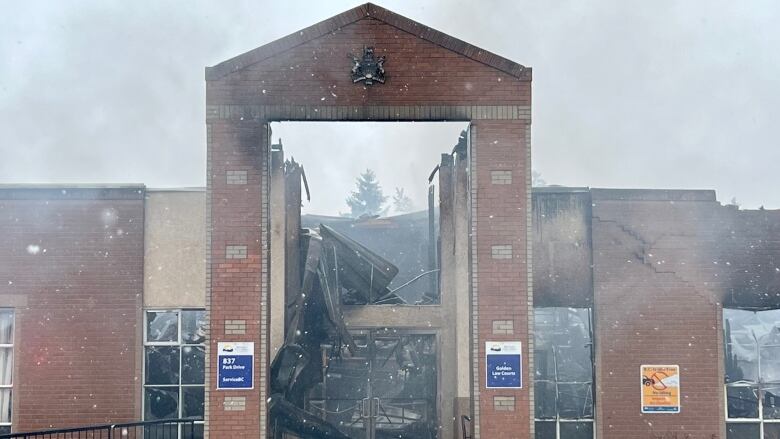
[206,3,529,81]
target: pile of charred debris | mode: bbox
[269,225,437,438]
[269,158,438,439]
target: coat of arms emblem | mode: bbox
[349,47,386,85]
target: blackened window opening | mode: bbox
[534,307,595,439]
[723,308,780,439]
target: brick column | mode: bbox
[471,121,532,438]
[206,120,268,438]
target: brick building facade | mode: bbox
[0,4,778,439]
[0,184,778,438]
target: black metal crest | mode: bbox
[349,46,386,85]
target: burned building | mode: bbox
[0,180,778,439]
[0,3,779,439]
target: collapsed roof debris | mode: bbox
[270,223,437,438]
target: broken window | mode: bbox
[143,310,205,439]
[306,331,437,438]
[724,308,780,439]
[534,307,594,439]
[0,310,13,436]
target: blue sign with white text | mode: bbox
[486,341,522,389]
[217,342,254,390]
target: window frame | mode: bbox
[142,309,205,437]
[0,309,13,434]
[723,308,780,438]
[533,307,595,439]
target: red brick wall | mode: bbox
[206,121,267,438]
[0,187,144,431]
[206,20,529,108]
[206,6,532,438]
[591,190,780,439]
[472,121,530,438]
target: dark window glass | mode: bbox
[534,421,556,439]
[557,383,593,419]
[764,423,780,439]
[534,348,554,381]
[725,342,759,384]
[0,311,13,344]
[182,346,205,385]
[559,422,594,439]
[145,347,180,385]
[183,386,205,418]
[182,310,206,344]
[143,309,204,437]
[534,381,556,419]
[0,349,12,386]
[182,424,205,439]
[0,310,12,433]
[147,311,178,343]
[0,389,10,423]
[555,345,592,382]
[764,386,780,419]
[534,307,593,424]
[728,386,759,419]
[144,387,179,420]
[724,309,780,384]
[726,423,759,439]
[760,346,780,384]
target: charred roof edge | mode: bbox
[0,184,145,200]
[590,188,717,202]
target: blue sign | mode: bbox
[486,341,522,389]
[217,342,254,390]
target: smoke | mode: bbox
[272,122,466,216]
[1,0,778,208]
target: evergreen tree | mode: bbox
[392,187,414,213]
[345,169,388,217]
[532,171,547,187]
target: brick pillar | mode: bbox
[206,120,268,438]
[471,121,532,438]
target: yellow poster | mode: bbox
[641,365,680,414]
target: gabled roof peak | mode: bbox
[206,3,529,81]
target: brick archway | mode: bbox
[205,4,531,438]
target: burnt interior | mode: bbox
[268,132,467,438]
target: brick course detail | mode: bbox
[225,245,247,259]
[493,396,516,411]
[491,244,513,259]
[223,396,246,411]
[490,170,512,185]
[226,170,248,185]
[224,319,247,335]
[492,320,514,335]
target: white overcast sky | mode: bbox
[1,0,778,211]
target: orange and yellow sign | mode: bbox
[640,365,680,414]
